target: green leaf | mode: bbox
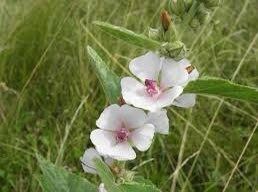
[120,182,161,192]
[93,21,162,50]
[94,158,124,192]
[133,176,157,186]
[87,46,121,104]
[120,176,161,192]
[185,77,258,103]
[37,155,97,192]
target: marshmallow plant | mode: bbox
[38,1,258,192]
[81,7,202,190]
[83,50,197,191]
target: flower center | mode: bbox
[145,79,160,97]
[115,127,130,143]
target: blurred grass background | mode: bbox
[0,0,257,191]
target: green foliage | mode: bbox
[37,155,97,192]
[93,21,162,50]
[199,0,220,8]
[94,159,161,192]
[93,21,188,58]
[94,158,124,192]
[120,182,161,192]
[87,46,121,104]
[169,0,220,30]
[185,77,258,104]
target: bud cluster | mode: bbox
[199,0,221,8]
[148,10,187,59]
[169,0,220,29]
[148,10,173,42]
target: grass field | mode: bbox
[0,0,258,191]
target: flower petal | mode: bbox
[90,129,136,161]
[147,110,169,134]
[172,93,196,108]
[90,129,116,155]
[160,57,189,88]
[80,148,101,174]
[96,104,121,131]
[178,58,199,85]
[129,52,161,82]
[157,86,183,109]
[120,105,147,129]
[178,58,191,68]
[189,68,199,81]
[121,77,159,111]
[181,68,199,87]
[107,142,136,161]
[130,124,155,151]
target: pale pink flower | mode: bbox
[90,104,158,161]
[121,52,199,111]
[121,52,188,111]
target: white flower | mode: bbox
[172,58,199,108]
[121,52,199,111]
[121,52,189,112]
[80,148,113,174]
[90,104,157,161]
[98,183,107,192]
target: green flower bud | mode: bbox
[177,0,186,16]
[159,41,187,60]
[123,171,135,182]
[196,4,210,25]
[148,27,161,40]
[190,18,200,29]
[169,0,186,17]
[0,82,8,92]
[169,1,180,16]
[185,0,193,11]
[200,0,220,8]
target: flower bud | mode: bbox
[123,170,135,182]
[201,0,220,8]
[148,27,161,40]
[0,82,8,92]
[160,10,172,32]
[159,41,187,60]
[169,1,179,16]
[176,0,186,16]
[190,18,200,29]
[185,0,193,11]
[169,0,186,17]
[196,4,210,25]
